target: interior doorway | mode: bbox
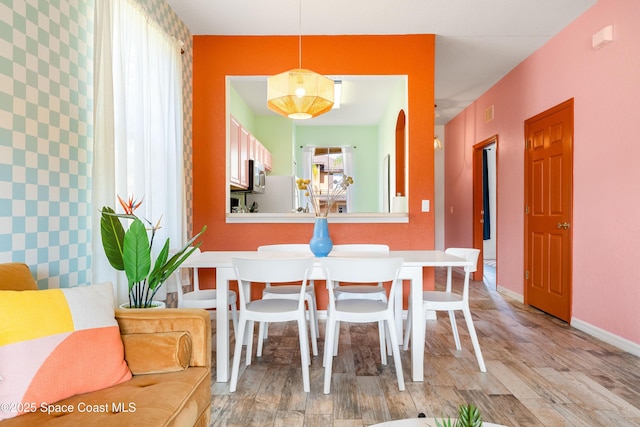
[395,110,406,196]
[472,136,498,286]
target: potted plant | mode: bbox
[100,195,207,308]
[434,403,483,427]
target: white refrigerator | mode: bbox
[246,175,301,213]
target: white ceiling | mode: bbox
[167,0,597,126]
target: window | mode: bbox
[93,0,185,300]
[303,147,353,214]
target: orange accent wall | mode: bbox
[192,35,435,307]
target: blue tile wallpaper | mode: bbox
[0,0,94,288]
[0,0,193,288]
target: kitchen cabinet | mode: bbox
[230,115,272,188]
[230,116,241,187]
[262,144,272,170]
[230,116,250,189]
[250,135,271,171]
[239,126,250,188]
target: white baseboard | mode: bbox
[570,318,640,357]
[497,285,524,303]
[494,286,639,357]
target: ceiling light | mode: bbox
[434,105,443,150]
[332,80,342,109]
[434,135,443,151]
[267,0,334,120]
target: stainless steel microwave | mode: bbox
[248,159,265,193]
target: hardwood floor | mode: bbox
[207,268,640,426]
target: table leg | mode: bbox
[394,277,403,343]
[403,266,424,381]
[215,267,234,383]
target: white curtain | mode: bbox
[93,0,186,305]
[342,147,354,213]
[302,147,315,214]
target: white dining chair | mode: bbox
[174,248,238,339]
[256,244,318,356]
[320,256,405,394]
[230,256,315,393]
[329,244,392,359]
[403,248,486,372]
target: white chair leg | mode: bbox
[403,304,412,351]
[385,323,392,356]
[311,293,319,339]
[323,314,336,394]
[246,320,254,365]
[297,316,311,392]
[462,306,486,372]
[386,317,405,391]
[260,322,269,340]
[333,320,340,357]
[306,295,318,356]
[230,303,239,341]
[257,321,265,357]
[229,315,247,393]
[448,310,462,351]
[379,321,387,365]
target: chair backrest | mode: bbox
[332,244,389,253]
[445,248,480,273]
[232,256,315,308]
[257,244,312,254]
[443,248,480,300]
[171,247,202,301]
[320,257,403,310]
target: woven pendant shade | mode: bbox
[267,68,334,120]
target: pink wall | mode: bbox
[444,0,640,346]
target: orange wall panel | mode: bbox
[192,35,436,303]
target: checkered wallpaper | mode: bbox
[0,0,193,289]
[0,0,94,289]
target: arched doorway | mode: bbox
[395,110,406,196]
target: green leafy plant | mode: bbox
[100,196,206,308]
[435,404,483,427]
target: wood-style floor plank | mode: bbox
[206,267,640,426]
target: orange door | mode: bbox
[524,99,573,322]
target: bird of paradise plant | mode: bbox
[100,195,206,308]
[296,174,354,217]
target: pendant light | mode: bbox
[434,135,443,151]
[267,0,334,120]
[434,105,443,150]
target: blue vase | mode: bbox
[309,217,333,257]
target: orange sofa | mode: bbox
[0,263,212,426]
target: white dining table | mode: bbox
[179,250,473,383]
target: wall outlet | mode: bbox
[421,200,430,212]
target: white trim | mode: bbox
[497,285,524,304]
[571,318,640,358]
[495,287,639,357]
[313,290,640,356]
[226,212,409,223]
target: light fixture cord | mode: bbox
[298,0,302,68]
